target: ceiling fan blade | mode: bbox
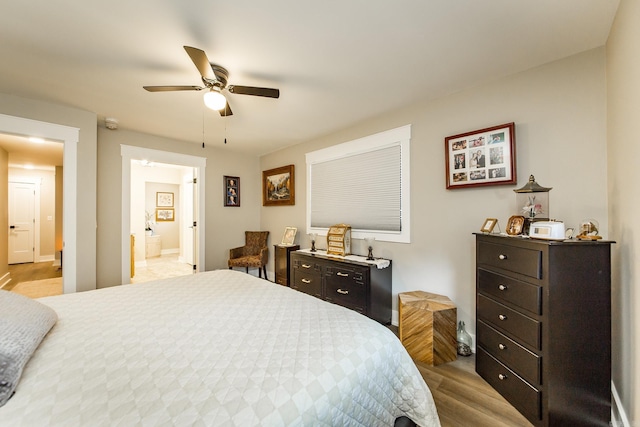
[143,85,204,92]
[228,85,280,98]
[184,46,217,81]
[218,103,233,117]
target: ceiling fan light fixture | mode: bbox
[203,90,227,111]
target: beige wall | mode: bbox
[96,127,262,288]
[261,48,608,340]
[607,0,639,421]
[8,167,56,260]
[0,147,7,285]
[0,93,97,292]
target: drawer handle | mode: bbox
[302,264,311,269]
[498,254,507,260]
[498,343,507,350]
[498,284,508,291]
[301,279,311,284]
[498,314,508,321]
[498,373,508,381]
[337,289,349,295]
[337,272,349,277]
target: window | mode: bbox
[306,125,411,243]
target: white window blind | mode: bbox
[306,124,411,243]
[310,145,401,231]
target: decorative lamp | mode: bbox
[203,89,227,110]
[514,175,552,233]
[309,233,317,252]
[364,237,375,260]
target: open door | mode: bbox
[182,169,196,269]
[8,182,35,264]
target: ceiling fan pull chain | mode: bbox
[202,110,205,149]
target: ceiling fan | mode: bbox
[143,46,280,117]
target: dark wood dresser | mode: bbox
[290,250,392,324]
[475,233,612,427]
[274,244,299,286]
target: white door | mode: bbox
[8,182,35,264]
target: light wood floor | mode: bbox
[386,325,533,427]
[4,261,62,291]
[416,354,533,427]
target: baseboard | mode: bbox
[38,255,55,263]
[0,272,11,289]
[611,381,631,427]
[161,248,180,256]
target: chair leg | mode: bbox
[263,266,268,281]
[258,268,262,278]
[245,267,249,274]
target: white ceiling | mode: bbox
[0,0,619,166]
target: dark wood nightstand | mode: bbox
[274,244,299,286]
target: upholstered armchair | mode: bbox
[228,231,270,279]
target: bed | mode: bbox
[0,269,440,426]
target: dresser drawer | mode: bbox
[478,241,542,279]
[477,347,541,423]
[477,294,541,349]
[478,269,542,315]
[477,320,541,385]
[291,257,323,298]
[324,265,367,313]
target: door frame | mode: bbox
[120,145,206,285]
[0,113,78,293]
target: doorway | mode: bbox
[0,114,77,293]
[129,162,194,283]
[120,145,206,285]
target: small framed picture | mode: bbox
[506,215,525,236]
[480,218,498,234]
[281,227,297,246]
[224,176,240,207]
[156,192,174,207]
[156,208,175,222]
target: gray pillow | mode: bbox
[0,290,58,407]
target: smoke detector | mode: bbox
[105,117,119,130]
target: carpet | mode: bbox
[10,277,63,299]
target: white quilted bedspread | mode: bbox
[0,270,440,426]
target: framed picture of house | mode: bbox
[263,164,295,206]
[156,208,174,222]
[445,122,516,189]
[224,176,240,207]
[156,192,174,207]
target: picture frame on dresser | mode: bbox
[445,122,516,189]
[281,227,297,246]
[506,215,525,235]
[480,218,498,234]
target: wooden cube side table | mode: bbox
[398,291,457,366]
